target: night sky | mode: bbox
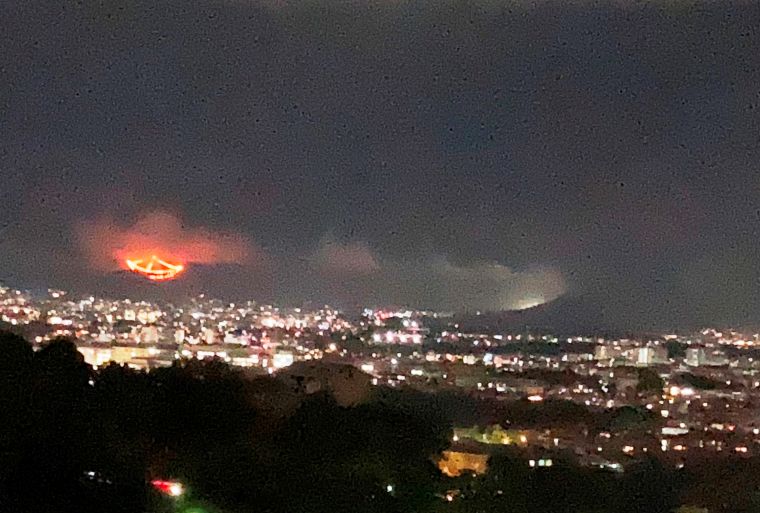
[1,0,759,330]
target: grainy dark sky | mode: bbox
[1,0,759,329]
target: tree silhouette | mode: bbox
[636,368,664,394]
[0,332,35,501]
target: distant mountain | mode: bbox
[449,295,649,338]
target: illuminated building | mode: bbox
[685,347,728,367]
[140,325,160,344]
[277,361,372,406]
[438,451,489,477]
[635,347,667,366]
[272,351,294,369]
[78,346,113,367]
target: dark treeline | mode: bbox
[0,331,758,513]
[0,332,450,513]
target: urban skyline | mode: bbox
[5,281,760,511]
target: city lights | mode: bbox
[4,282,760,499]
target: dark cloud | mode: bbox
[371,259,566,313]
[312,236,381,276]
[305,237,565,311]
[1,0,759,328]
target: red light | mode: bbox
[151,479,184,497]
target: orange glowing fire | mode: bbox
[125,255,185,281]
